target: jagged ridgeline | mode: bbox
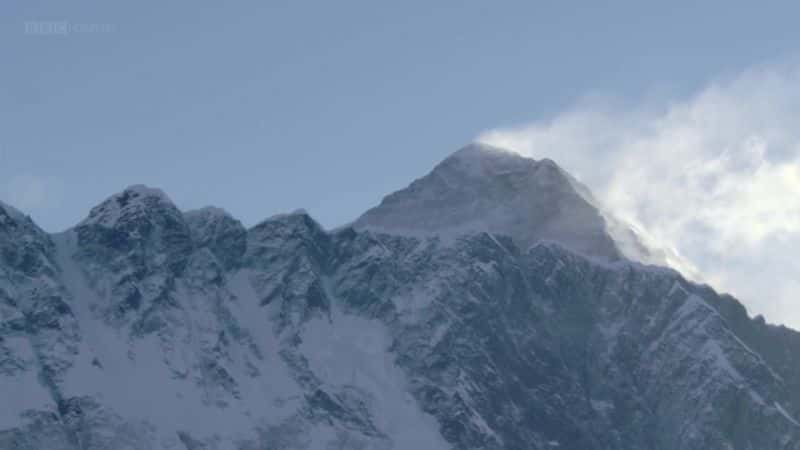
[2,144,800,449]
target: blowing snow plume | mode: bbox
[479,63,800,329]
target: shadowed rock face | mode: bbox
[2,147,800,449]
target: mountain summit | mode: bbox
[2,145,800,449]
[356,143,622,260]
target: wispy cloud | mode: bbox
[479,63,800,328]
[5,174,60,216]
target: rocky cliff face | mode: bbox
[2,146,800,449]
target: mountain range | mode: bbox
[2,143,800,449]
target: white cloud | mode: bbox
[479,63,800,328]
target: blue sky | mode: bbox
[2,1,799,232]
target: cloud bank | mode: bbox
[479,63,800,329]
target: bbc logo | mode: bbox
[24,21,115,36]
[24,21,69,35]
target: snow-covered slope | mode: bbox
[2,146,800,449]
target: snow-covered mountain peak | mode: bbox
[184,206,246,269]
[79,184,178,229]
[251,209,321,236]
[247,209,327,260]
[355,143,622,260]
[438,142,533,177]
[74,185,192,277]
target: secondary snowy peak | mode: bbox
[75,184,193,275]
[79,184,178,228]
[184,207,246,269]
[246,209,329,268]
[249,209,325,242]
[355,143,622,260]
